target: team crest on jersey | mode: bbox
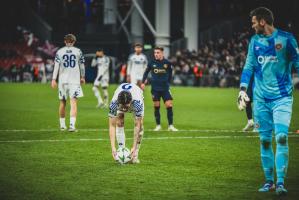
[275,43,282,50]
[163,64,168,69]
[153,64,157,67]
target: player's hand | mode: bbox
[140,83,145,91]
[237,90,250,111]
[80,78,85,85]
[51,80,57,89]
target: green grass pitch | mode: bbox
[0,83,298,200]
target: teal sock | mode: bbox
[260,137,274,182]
[275,133,289,184]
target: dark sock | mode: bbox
[246,102,253,120]
[167,107,173,125]
[154,106,160,125]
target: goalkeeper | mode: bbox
[238,7,299,195]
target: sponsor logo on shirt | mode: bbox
[154,68,166,74]
[257,55,278,64]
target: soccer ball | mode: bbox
[116,147,131,164]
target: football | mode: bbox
[116,147,131,164]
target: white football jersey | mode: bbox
[53,46,85,84]
[109,83,144,117]
[127,53,147,79]
[91,55,110,78]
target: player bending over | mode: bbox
[91,48,110,108]
[51,34,85,132]
[109,83,144,164]
[238,7,299,195]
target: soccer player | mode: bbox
[109,83,144,163]
[127,43,148,87]
[51,34,85,132]
[242,75,254,131]
[91,48,110,108]
[141,46,178,131]
[238,7,299,195]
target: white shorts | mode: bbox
[130,75,143,85]
[94,75,109,88]
[58,83,83,100]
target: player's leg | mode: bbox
[152,90,161,131]
[68,85,83,132]
[92,78,104,108]
[58,84,67,130]
[273,97,292,195]
[101,79,109,107]
[59,100,67,130]
[136,80,143,88]
[163,90,178,131]
[116,113,126,148]
[254,101,275,192]
[243,102,254,131]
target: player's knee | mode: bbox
[165,100,172,108]
[154,101,160,107]
[276,133,288,145]
[102,86,107,90]
[92,86,98,92]
[117,120,124,127]
[260,137,271,149]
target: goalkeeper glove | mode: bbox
[237,90,250,111]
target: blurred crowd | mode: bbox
[0,26,57,83]
[169,29,251,87]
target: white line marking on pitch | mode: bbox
[0,129,298,134]
[0,135,298,143]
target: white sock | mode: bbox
[92,86,103,104]
[60,118,66,128]
[116,127,125,148]
[70,117,76,128]
[248,119,254,124]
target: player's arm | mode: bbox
[168,62,173,83]
[131,116,142,154]
[238,38,256,110]
[51,53,60,88]
[288,34,299,75]
[103,56,110,75]
[79,50,85,84]
[108,100,118,160]
[141,63,151,90]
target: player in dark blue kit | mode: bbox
[141,46,178,131]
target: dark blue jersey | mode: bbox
[142,58,173,91]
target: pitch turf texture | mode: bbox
[0,83,298,200]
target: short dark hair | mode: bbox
[250,7,274,25]
[117,91,132,105]
[64,34,76,43]
[134,43,143,48]
[154,46,164,51]
[97,48,104,52]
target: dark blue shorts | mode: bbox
[151,90,173,102]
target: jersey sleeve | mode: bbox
[54,52,61,63]
[240,37,256,89]
[79,50,85,64]
[108,100,118,117]
[131,100,144,117]
[287,34,299,74]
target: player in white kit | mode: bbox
[126,43,147,87]
[51,34,85,132]
[91,48,110,108]
[109,83,144,164]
